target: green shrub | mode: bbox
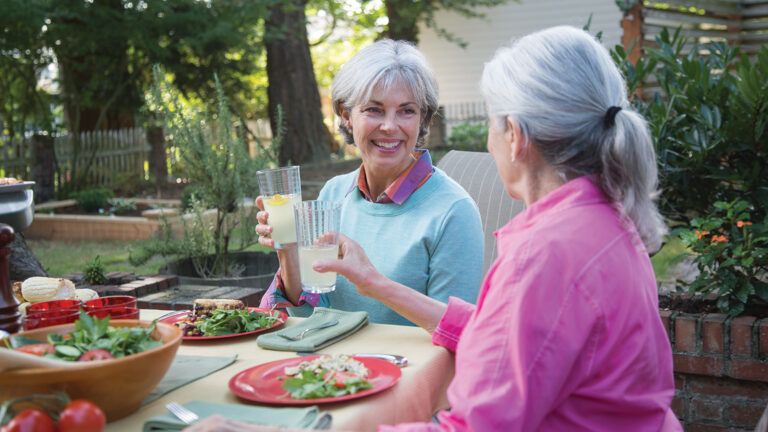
[73,188,114,213]
[180,185,205,211]
[612,29,768,314]
[83,255,107,285]
[109,198,137,215]
[447,122,488,152]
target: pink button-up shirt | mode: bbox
[381,177,681,432]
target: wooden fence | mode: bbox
[0,127,149,191]
[621,0,768,63]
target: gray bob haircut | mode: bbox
[480,26,667,253]
[331,39,439,146]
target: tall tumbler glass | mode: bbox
[257,166,302,249]
[294,201,341,294]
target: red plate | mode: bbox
[159,307,287,341]
[229,355,401,405]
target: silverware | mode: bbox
[354,353,409,368]
[279,319,340,341]
[165,402,199,425]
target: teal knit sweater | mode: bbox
[282,168,484,325]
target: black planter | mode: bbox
[162,251,279,290]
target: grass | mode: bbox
[651,236,691,282]
[27,239,170,277]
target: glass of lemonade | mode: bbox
[257,166,302,249]
[294,200,341,294]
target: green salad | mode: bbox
[282,355,373,399]
[179,309,281,337]
[8,311,160,362]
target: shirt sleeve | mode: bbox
[425,198,484,304]
[257,268,320,309]
[381,246,602,432]
[432,297,475,353]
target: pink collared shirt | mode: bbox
[381,177,680,431]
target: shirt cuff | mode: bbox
[432,296,476,353]
[258,268,321,309]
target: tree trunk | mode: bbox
[384,0,422,43]
[9,232,46,281]
[31,134,56,203]
[265,0,332,165]
[146,126,167,192]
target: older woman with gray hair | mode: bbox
[255,40,484,326]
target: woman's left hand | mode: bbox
[313,235,384,299]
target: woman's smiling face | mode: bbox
[341,81,422,183]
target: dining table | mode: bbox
[106,309,456,431]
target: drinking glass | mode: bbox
[256,166,302,249]
[294,200,341,294]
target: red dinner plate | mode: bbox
[229,355,402,405]
[159,307,287,341]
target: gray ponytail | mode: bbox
[480,26,667,252]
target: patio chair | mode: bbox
[436,150,526,273]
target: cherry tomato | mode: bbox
[13,344,54,357]
[323,371,359,388]
[77,349,114,362]
[58,400,106,432]
[1,408,56,432]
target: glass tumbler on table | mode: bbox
[256,166,302,249]
[294,201,341,294]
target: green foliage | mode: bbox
[679,200,768,316]
[448,122,488,152]
[612,29,768,315]
[108,198,137,216]
[73,188,114,213]
[83,255,107,285]
[613,29,768,224]
[180,184,205,211]
[132,67,279,277]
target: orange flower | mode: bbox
[711,235,728,243]
[736,220,753,228]
[695,230,710,239]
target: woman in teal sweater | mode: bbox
[257,40,483,325]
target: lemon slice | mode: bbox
[267,194,289,206]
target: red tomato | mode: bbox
[77,349,114,362]
[13,344,54,357]
[58,400,106,432]
[323,371,359,388]
[1,409,56,432]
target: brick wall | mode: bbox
[661,310,768,431]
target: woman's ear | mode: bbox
[339,105,351,129]
[505,117,524,162]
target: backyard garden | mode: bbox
[1,0,768,430]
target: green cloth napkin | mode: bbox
[257,308,368,352]
[142,400,329,431]
[142,355,238,406]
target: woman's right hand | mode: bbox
[313,234,385,299]
[254,196,275,249]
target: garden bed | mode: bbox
[25,198,194,241]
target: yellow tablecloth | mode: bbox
[106,310,455,432]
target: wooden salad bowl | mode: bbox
[0,319,182,421]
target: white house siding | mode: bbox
[417,0,624,107]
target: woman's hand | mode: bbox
[313,235,384,299]
[254,196,275,249]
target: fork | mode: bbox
[166,402,199,425]
[279,319,340,341]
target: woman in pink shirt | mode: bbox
[189,26,681,432]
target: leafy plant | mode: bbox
[447,121,488,152]
[72,188,114,213]
[679,200,768,316]
[612,29,768,225]
[611,29,768,315]
[108,198,137,216]
[83,256,107,285]
[132,67,281,277]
